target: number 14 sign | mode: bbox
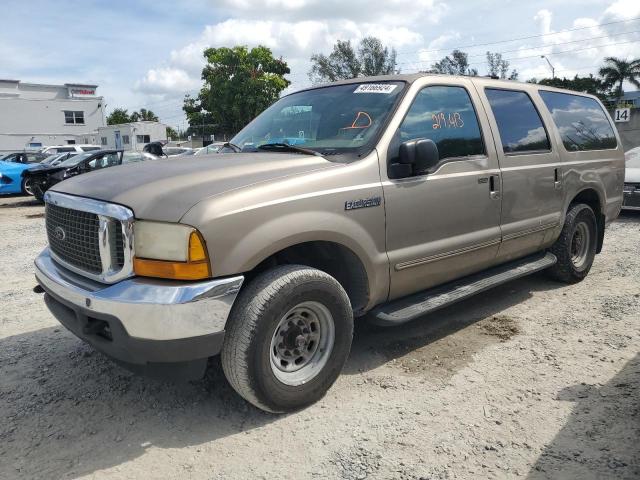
[614,108,630,123]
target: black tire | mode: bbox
[33,185,45,202]
[21,177,34,196]
[547,203,597,284]
[221,265,353,413]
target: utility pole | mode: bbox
[540,55,555,79]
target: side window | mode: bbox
[485,89,551,154]
[86,155,106,171]
[539,91,617,151]
[399,86,485,160]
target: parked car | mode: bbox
[0,160,37,195]
[0,151,49,164]
[194,142,225,155]
[623,146,640,210]
[25,149,157,201]
[34,74,624,412]
[38,144,101,155]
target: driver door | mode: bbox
[382,78,503,300]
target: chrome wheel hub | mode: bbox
[270,301,335,386]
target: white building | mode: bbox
[0,79,105,153]
[97,121,167,151]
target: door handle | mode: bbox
[489,174,501,200]
[554,168,562,190]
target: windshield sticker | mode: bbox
[354,84,398,94]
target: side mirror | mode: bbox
[398,138,439,176]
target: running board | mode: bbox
[372,252,557,326]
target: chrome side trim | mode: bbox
[35,248,244,341]
[502,222,559,242]
[44,191,135,284]
[395,239,501,271]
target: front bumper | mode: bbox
[35,248,244,370]
[622,188,640,211]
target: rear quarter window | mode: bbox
[539,91,617,151]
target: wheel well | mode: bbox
[570,188,605,253]
[249,241,370,315]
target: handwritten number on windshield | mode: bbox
[432,112,464,130]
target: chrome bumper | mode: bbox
[35,248,244,341]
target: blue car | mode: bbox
[0,160,35,195]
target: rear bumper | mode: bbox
[35,248,244,371]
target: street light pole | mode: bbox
[200,109,207,147]
[540,55,555,79]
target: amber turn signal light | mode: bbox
[134,231,211,280]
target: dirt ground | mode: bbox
[0,194,638,480]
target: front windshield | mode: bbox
[59,152,94,167]
[231,81,406,158]
[41,154,61,164]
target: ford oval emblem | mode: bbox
[54,226,66,241]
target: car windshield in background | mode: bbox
[58,152,94,167]
[230,82,406,159]
[122,152,157,164]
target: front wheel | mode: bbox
[547,203,597,284]
[21,177,34,196]
[221,265,353,413]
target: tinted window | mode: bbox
[485,89,550,154]
[539,91,617,151]
[399,86,485,160]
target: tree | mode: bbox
[427,50,478,76]
[308,37,397,84]
[598,57,640,103]
[106,108,131,125]
[486,52,518,80]
[166,126,179,140]
[130,108,159,122]
[184,45,290,136]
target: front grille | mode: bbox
[46,203,102,274]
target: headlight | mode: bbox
[133,221,211,280]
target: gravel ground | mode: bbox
[0,194,638,480]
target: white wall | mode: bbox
[97,122,167,151]
[0,81,104,152]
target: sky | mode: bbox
[1,0,638,130]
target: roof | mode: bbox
[622,91,640,100]
[291,73,601,101]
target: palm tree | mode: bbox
[130,108,159,122]
[599,57,640,104]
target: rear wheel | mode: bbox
[21,177,34,196]
[221,265,353,413]
[548,203,597,283]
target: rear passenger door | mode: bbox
[476,83,563,262]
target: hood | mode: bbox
[625,166,640,183]
[24,163,68,176]
[52,152,340,221]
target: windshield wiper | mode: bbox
[257,143,322,156]
[221,142,242,153]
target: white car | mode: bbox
[623,146,640,210]
[38,144,102,155]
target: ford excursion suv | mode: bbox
[34,74,624,412]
